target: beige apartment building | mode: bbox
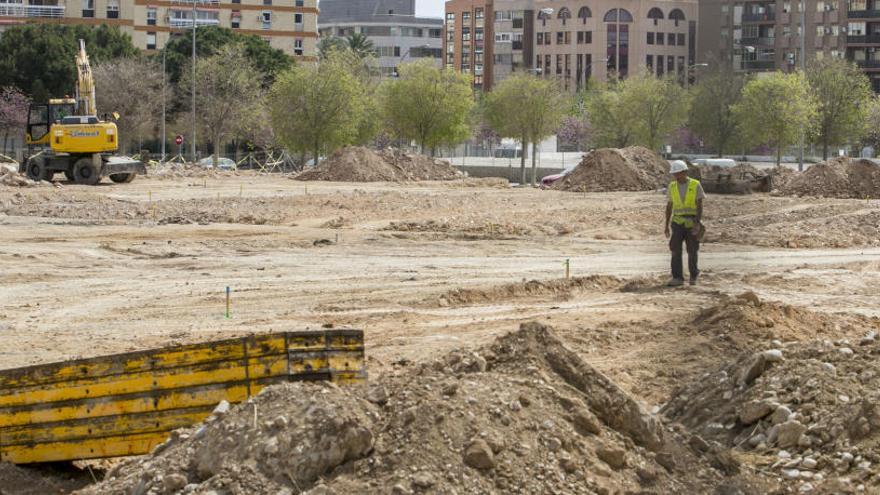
[0,0,317,58]
[445,0,698,91]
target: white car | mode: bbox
[692,158,736,168]
[198,157,236,170]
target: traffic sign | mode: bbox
[175,135,184,145]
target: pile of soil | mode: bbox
[296,147,462,182]
[79,323,763,495]
[778,158,880,198]
[150,163,237,180]
[430,275,626,307]
[0,166,48,188]
[554,147,669,192]
[663,299,880,493]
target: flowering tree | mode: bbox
[473,121,501,155]
[0,86,29,154]
[556,115,590,151]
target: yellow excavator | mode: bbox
[20,39,145,185]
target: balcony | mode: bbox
[848,9,880,18]
[167,17,220,27]
[740,36,776,46]
[742,60,776,70]
[169,0,220,4]
[856,60,880,68]
[0,3,65,17]
[742,12,776,22]
[847,34,880,44]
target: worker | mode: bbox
[664,160,704,287]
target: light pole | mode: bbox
[798,1,806,171]
[684,62,708,90]
[191,0,197,163]
[161,47,166,162]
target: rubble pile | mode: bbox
[296,147,462,182]
[150,163,238,180]
[664,300,880,493]
[80,323,761,494]
[553,147,669,192]
[0,167,49,188]
[778,158,880,198]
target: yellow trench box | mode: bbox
[0,330,366,464]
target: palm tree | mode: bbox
[318,36,347,59]
[346,33,376,59]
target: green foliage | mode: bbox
[94,58,165,152]
[268,49,368,163]
[484,73,567,184]
[0,24,137,99]
[162,26,291,86]
[806,58,874,159]
[733,71,818,165]
[346,33,376,59]
[865,96,880,150]
[620,73,690,151]
[582,80,633,148]
[179,44,264,166]
[381,60,474,153]
[318,37,348,59]
[689,66,745,156]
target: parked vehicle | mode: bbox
[198,157,236,170]
[540,163,577,188]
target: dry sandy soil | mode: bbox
[1,172,879,494]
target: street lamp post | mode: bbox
[798,1,806,171]
[161,47,166,162]
[191,0,197,163]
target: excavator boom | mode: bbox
[75,39,97,116]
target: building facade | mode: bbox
[0,0,318,58]
[698,0,880,92]
[445,0,698,91]
[318,0,442,77]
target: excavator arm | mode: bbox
[74,39,97,116]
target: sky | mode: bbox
[416,0,445,18]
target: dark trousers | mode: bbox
[670,222,699,280]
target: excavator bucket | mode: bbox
[0,330,365,464]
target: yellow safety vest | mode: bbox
[669,178,699,228]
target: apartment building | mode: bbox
[699,0,880,92]
[0,0,318,57]
[445,0,698,91]
[318,0,443,76]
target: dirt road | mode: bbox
[1,174,878,493]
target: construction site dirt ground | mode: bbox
[1,173,880,493]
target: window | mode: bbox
[647,7,664,25]
[578,6,591,23]
[668,33,675,45]
[677,33,685,46]
[667,55,674,74]
[669,8,686,26]
[446,30,454,42]
[536,32,543,44]
[657,55,664,75]
[545,32,551,45]
[556,31,563,44]
[577,31,584,43]
[263,0,271,5]
[462,11,470,22]
[146,32,156,50]
[446,12,454,21]
[475,7,483,19]
[81,0,93,17]
[817,25,825,36]
[603,8,633,23]
[261,10,271,29]
[294,39,303,56]
[147,6,156,25]
[106,0,118,18]
[558,7,571,25]
[657,32,664,45]
[646,54,653,72]
[783,1,791,13]
[584,31,592,43]
[446,52,453,64]
[475,27,483,40]
[296,0,302,5]
[462,27,470,41]
[294,13,302,25]
[564,31,571,44]
[849,22,865,35]
[231,10,240,28]
[647,32,655,44]
[496,32,512,42]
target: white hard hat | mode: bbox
[669,160,688,174]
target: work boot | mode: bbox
[666,278,684,287]
[689,276,698,286]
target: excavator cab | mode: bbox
[25,98,76,147]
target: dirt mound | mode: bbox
[0,462,93,495]
[296,147,462,182]
[778,157,880,198]
[664,311,880,493]
[150,163,238,180]
[80,323,762,495]
[0,168,49,188]
[553,147,669,192]
[432,275,625,307]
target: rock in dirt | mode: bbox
[463,439,495,469]
[553,147,669,192]
[295,146,462,182]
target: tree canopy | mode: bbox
[689,66,745,156]
[381,60,474,154]
[94,58,165,153]
[0,24,138,100]
[162,26,292,86]
[733,71,818,166]
[806,58,874,159]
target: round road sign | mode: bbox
[175,135,184,145]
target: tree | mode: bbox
[0,24,137,98]
[806,58,874,159]
[162,26,291,86]
[689,66,745,156]
[346,33,376,59]
[268,49,368,166]
[557,115,590,151]
[318,37,348,59]
[0,87,29,154]
[94,58,165,153]
[865,96,880,151]
[582,81,632,148]
[621,73,690,151]
[381,60,474,154]
[179,44,263,168]
[484,73,566,185]
[733,71,818,166]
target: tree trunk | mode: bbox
[530,141,538,187]
[822,141,829,161]
[213,139,220,169]
[520,136,527,185]
[776,144,782,167]
[299,151,307,171]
